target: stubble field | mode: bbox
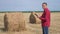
[0,12,60,34]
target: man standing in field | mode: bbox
[35,2,50,34]
[40,2,50,34]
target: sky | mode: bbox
[0,0,60,11]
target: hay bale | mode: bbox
[29,12,41,24]
[29,13,36,24]
[4,12,26,31]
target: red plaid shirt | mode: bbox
[40,8,50,27]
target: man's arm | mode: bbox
[39,16,46,20]
[39,8,49,21]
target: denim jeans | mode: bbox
[42,26,48,34]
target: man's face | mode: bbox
[42,4,47,9]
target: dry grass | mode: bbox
[0,12,60,34]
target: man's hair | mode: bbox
[42,2,47,5]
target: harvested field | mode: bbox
[0,12,60,34]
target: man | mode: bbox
[35,2,50,34]
[40,2,50,34]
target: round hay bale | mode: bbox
[29,13,36,24]
[29,12,41,24]
[4,12,26,32]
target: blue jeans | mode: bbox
[42,26,48,34]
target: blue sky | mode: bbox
[0,0,60,11]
